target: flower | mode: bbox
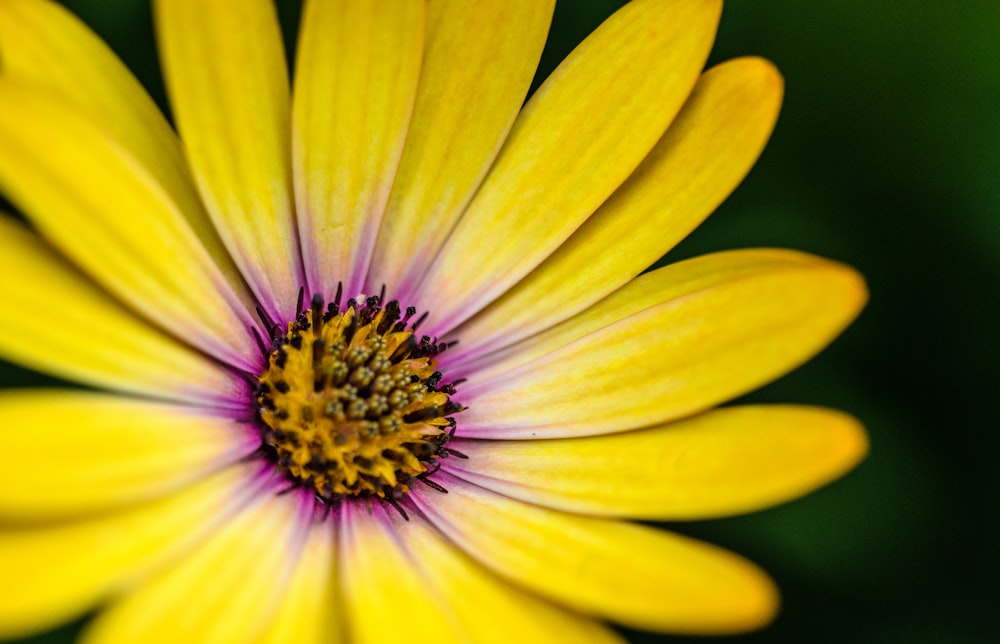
[0,0,868,641]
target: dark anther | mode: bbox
[235,369,257,387]
[255,306,276,335]
[442,447,468,459]
[383,496,409,521]
[311,293,324,329]
[417,476,449,494]
[296,286,306,315]
[289,334,303,350]
[342,316,358,344]
[332,282,344,312]
[377,300,401,334]
[273,379,290,394]
[275,409,290,421]
[412,311,429,331]
[252,327,268,358]
[312,338,324,367]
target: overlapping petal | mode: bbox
[0,0,251,302]
[368,0,554,300]
[82,491,310,644]
[258,522,341,644]
[448,405,867,520]
[0,391,259,520]
[457,249,867,438]
[338,503,465,642]
[293,0,425,297]
[0,217,244,405]
[416,0,721,333]
[154,0,302,321]
[452,56,784,356]
[414,473,779,634]
[0,82,259,371]
[387,501,623,643]
[0,464,259,640]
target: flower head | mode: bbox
[0,0,867,641]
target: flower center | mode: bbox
[255,290,462,505]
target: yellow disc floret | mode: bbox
[256,293,462,503]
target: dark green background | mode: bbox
[4,1,998,642]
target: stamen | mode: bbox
[255,292,463,505]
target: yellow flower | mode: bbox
[0,0,868,641]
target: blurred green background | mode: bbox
[3,0,998,642]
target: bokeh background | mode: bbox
[3,1,998,642]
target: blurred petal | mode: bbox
[453,57,784,355]
[293,0,424,296]
[258,521,342,644]
[0,463,259,640]
[0,81,260,371]
[388,500,624,643]
[155,0,302,321]
[339,503,465,643]
[415,473,779,634]
[416,0,721,333]
[368,0,554,299]
[0,0,252,304]
[83,492,310,644]
[449,405,868,520]
[0,391,259,520]
[458,249,867,438]
[0,216,244,406]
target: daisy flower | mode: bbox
[0,0,868,641]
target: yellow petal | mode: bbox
[414,474,779,634]
[0,0,252,305]
[449,405,868,520]
[0,463,258,640]
[0,391,259,520]
[258,521,342,644]
[453,57,784,355]
[0,81,258,371]
[458,249,867,438]
[83,492,309,644]
[415,0,721,332]
[376,501,624,643]
[0,216,243,405]
[293,0,424,296]
[368,0,554,299]
[339,503,466,643]
[154,0,302,321]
